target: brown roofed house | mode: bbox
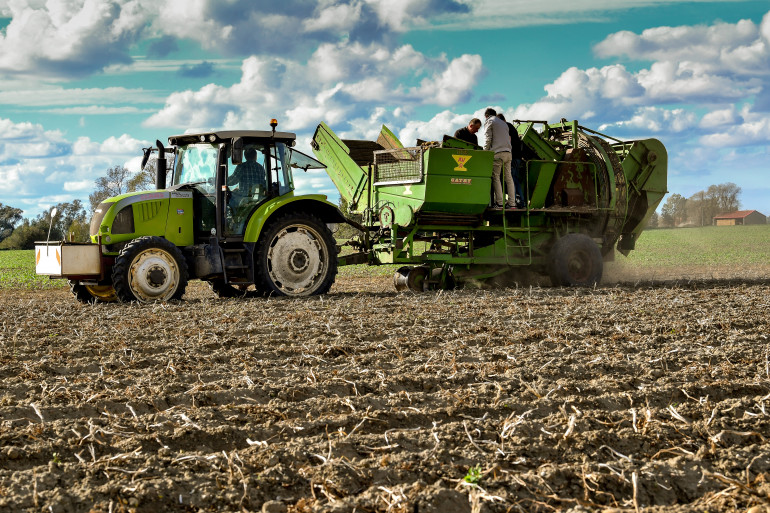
[712,210,767,226]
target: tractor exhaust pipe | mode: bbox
[155,140,166,190]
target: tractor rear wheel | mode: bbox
[112,236,188,302]
[547,233,603,287]
[255,213,337,297]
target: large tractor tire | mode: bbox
[547,233,603,287]
[112,236,188,302]
[255,213,337,297]
[68,280,117,304]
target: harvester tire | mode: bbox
[547,233,603,287]
[254,213,337,297]
[112,236,188,302]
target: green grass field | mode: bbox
[1,224,767,289]
[624,224,770,268]
[0,249,66,290]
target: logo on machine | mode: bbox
[451,178,472,185]
[452,155,472,171]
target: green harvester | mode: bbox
[312,119,667,290]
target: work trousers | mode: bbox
[492,151,515,207]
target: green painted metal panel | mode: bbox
[422,147,493,214]
[312,122,370,213]
[241,193,340,243]
[164,196,194,246]
[528,162,558,208]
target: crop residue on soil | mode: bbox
[1,277,769,512]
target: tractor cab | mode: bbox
[162,126,325,242]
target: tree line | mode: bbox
[0,165,154,250]
[648,182,743,228]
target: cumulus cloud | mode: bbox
[503,12,770,141]
[598,107,698,136]
[0,117,149,215]
[594,15,770,76]
[0,0,474,80]
[700,105,770,146]
[0,0,147,78]
[145,44,484,131]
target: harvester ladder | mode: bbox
[500,169,533,266]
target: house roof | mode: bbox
[713,210,764,220]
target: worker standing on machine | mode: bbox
[483,108,515,210]
[497,113,524,208]
[454,118,482,147]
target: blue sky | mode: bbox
[1,0,769,218]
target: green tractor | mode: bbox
[36,121,346,302]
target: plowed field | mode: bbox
[1,273,769,513]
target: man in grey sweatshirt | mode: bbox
[483,108,515,209]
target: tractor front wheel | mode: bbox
[255,213,337,297]
[547,233,603,287]
[68,281,117,303]
[112,236,188,302]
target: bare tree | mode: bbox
[89,164,157,211]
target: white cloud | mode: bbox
[396,108,488,145]
[145,44,484,131]
[100,134,150,154]
[700,105,770,146]
[700,108,741,129]
[594,15,770,76]
[0,118,151,216]
[0,0,147,77]
[599,106,698,134]
[303,2,362,33]
[505,11,769,140]
[63,179,93,192]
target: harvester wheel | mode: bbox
[406,266,429,292]
[547,233,603,287]
[255,213,337,297]
[112,236,188,302]
[393,266,412,291]
[68,281,118,303]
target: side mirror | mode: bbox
[140,147,151,171]
[232,137,243,165]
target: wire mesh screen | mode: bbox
[373,147,423,185]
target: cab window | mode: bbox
[173,143,218,188]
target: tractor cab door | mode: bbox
[223,142,271,236]
[170,143,219,241]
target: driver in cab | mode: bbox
[228,147,266,199]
